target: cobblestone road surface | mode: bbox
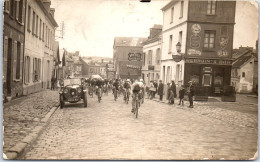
[21,93,257,160]
[3,90,59,154]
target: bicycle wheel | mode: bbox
[114,90,117,101]
[135,99,138,118]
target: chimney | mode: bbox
[149,24,162,39]
[42,0,51,12]
[50,8,55,17]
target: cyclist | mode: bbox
[139,79,145,104]
[96,78,104,101]
[123,79,132,102]
[113,79,120,100]
[131,80,142,113]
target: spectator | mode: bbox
[169,80,177,104]
[157,80,164,101]
[178,85,185,106]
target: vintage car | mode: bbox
[59,78,87,108]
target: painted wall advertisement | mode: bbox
[188,24,202,56]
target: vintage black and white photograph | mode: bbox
[2,0,259,160]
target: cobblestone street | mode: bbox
[21,93,257,160]
[3,90,59,154]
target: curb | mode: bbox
[4,105,60,160]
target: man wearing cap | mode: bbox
[187,81,195,108]
[158,80,164,101]
[123,79,131,101]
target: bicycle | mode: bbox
[132,92,140,118]
[113,87,118,101]
[97,87,102,103]
[124,88,130,104]
[88,86,93,97]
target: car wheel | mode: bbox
[60,95,65,109]
[83,93,88,107]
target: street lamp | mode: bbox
[172,42,184,62]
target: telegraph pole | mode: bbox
[55,21,65,40]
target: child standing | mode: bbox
[178,85,185,106]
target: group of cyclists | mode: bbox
[84,78,145,116]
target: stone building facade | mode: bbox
[3,0,26,101]
[23,0,58,95]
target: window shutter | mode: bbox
[3,37,8,83]
[20,43,23,80]
[13,41,17,80]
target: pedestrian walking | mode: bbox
[187,81,195,108]
[158,80,164,101]
[178,85,185,106]
[51,75,56,90]
[154,81,158,97]
[169,80,177,104]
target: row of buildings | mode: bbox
[57,50,113,80]
[3,0,59,102]
[113,0,258,94]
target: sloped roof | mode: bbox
[114,37,147,47]
[142,32,162,45]
[232,55,253,68]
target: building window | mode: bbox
[15,0,19,20]
[143,52,146,66]
[36,15,38,37]
[10,0,15,18]
[16,42,21,79]
[179,31,182,44]
[24,56,30,83]
[4,0,10,13]
[32,11,35,35]
[148,50,152,65]
[18,0,23,23]
[169,35,173,53]
[242,72,245,78]
[39,19,42,40]
[170,7,174,23]
[204,31,215,48]
[156,48,161,65]
[207,0,216,15]
[27,5,31,32]
[38,59,41,80]
[180,1,184,18]
[42,23,45,41]
[33,58,38,81]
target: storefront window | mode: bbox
[202,74,212,86]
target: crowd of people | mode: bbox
[84,77,195,109]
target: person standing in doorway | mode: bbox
[158,80,164,101]
[187,81,195,108]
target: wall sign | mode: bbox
[185,58,232,65]
[187,49,202,55]
[190,35,201,48]
[148,65,155,70]
[191,24,201,35]
[128,53,142,61]
[217,50,229,57]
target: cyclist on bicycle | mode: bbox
[131,80,142,113]
[123,79,131,101]
[139,79,145,104]
[96,78,104,100]
[113,79,120,99]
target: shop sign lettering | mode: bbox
[217,50,229,57]
[185,58,232,65]
[187,49,202,55]
[128,53,142,61]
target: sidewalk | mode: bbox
[3,89,59,159]
[148,95,257,131]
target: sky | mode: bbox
[51,0,259,58]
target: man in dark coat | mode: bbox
[154,81,158,94]
[170,80,177,104]
[157,80,164,101]
[187,81,195,108]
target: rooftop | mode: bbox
[114,37,147,47]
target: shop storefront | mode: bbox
[184,58,232,96]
